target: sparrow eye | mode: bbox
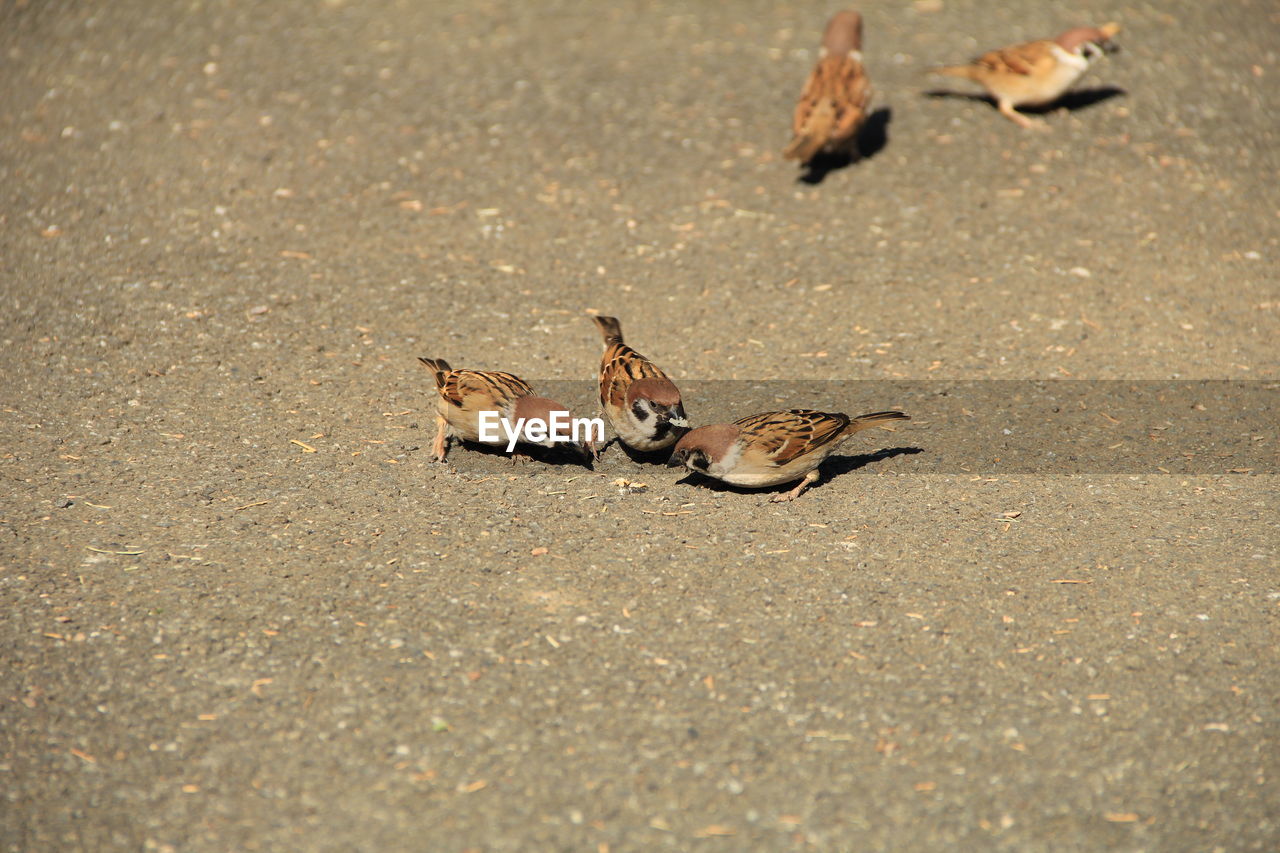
[630,400,650,421]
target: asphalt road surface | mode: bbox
[2,0,1276,850]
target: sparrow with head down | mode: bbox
[668,408,909,502]
[784,10,872,164]
[590,315,689,454]
[931,23,1121,130]
[418,357,595,463]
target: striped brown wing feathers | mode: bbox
[733,409,851,466]
[974,40,1053,77]
[600,343,670,409]
[791,60,831,137]
[787,56,869,160]
[440,369,533,410]
[828,58,871,141]
[603,344,670,382]
[792,50,869,134]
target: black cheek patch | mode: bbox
[631,401,650,421]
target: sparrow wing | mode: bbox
[732,409,851,466]
[787,56,870,161]
[600,343,671,409]
[973,39,1055,77]
[791,59,831,137]
[440,369,533,411]
[829,57,871,143]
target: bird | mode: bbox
[668,408,909,502]
[783,10,872,164]
[590,314,689,453]
[930,23,1121,130]
[418,357,595,463]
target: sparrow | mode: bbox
[783,10,872,164]
[591,314,690,453]
[418,357,595,463]
[931,23,1121,130]
[668,409,909,502]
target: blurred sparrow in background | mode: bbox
[784,10,872,163]
[931,23,1120,130]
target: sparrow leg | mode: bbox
[594,401,616,458]
[430,414,449,462]
[997,99,1048,131]
[771,469,822,503]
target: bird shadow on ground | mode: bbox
[670,472,766,497]
[599,438,682,467]
[797,106,892,186]
[922,86,1126,116]
[672,446,924,499]
[439,440,595,469]
[824,445,924,477]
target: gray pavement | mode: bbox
[1,0,1276,850]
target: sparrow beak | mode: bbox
[1101,41,1120,55]
[666,454,685,469]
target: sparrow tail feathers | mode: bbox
[929,64,979,81]
[844,410,910,435]
[592,315,625,346]
[417,356,450,389]
[784,97,836,163]
[783,132,825,163]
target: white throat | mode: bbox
[1050,42,1091,71]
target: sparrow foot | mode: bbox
[770,470,821,502]
[999,101,1051,131]
[431,415,450,462]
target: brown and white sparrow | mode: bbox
[931,23,1120,130]
[668,408,908,501]
[418,357,595,462]
[783,10,872,164]
[591,314,689,453]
